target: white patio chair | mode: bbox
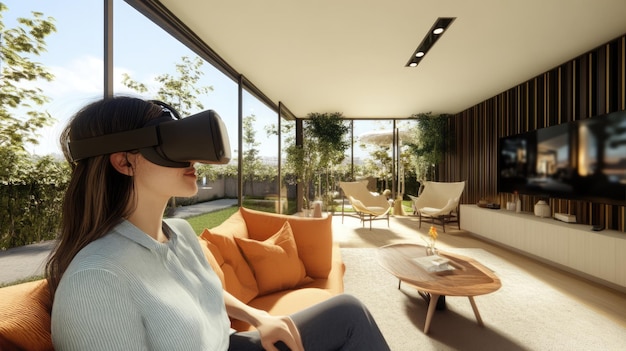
[339,181,391,230]
[410,181,465,232]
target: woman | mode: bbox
[46,96,390,351]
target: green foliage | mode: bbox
[0,5,64,250]
[408,112,450,181]
[121,56,213,116]
[0,150,70,249]
[195,163,236,182]
[306,112,349,169]
[0,3,56,152]
[284,112,349,209]
[363,144,393,186]
[241,114,276,194]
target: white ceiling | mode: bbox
[158,0,626,119]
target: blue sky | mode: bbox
[6,0,400,160]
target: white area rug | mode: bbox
[341,247,626,351]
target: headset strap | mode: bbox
[68,125,160,162]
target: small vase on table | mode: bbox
[425,226,438,256]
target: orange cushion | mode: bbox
[196,237,226,287]
[235,222,310,295]
[200,229,259,303]
[240,207,333,278]
[297,243,346,295]
[0,280,53,351]
[209,208,249,239]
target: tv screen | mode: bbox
[498,131,532,193]
[526,123,574,197]
[498,110,626,205]
[575,110,626,203]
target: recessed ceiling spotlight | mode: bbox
[405,17,455,68]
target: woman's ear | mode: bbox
[110,152,134,176]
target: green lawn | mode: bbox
[185,206,239,234]
[0,275,44,288]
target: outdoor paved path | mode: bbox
[0,241,56,285]
[169,198,237,219]
[0,199,237,285]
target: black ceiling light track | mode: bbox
[406,17,456,67]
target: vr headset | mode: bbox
[68,102,231,168]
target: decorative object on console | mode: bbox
[312,201,323,218]
[515,192,521,213]
[554,212,577,223]
[506,201,516,211]
[476,199,501,209]
[534,200,551,218]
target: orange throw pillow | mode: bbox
[235,222,309,295]
[200,229,259,303]
[0,280,53,351]
[240,207,333,278]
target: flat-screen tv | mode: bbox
[498,110,626,205]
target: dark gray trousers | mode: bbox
[229,294,390,351]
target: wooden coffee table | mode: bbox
[377,243,501,333]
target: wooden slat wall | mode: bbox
[444,34,626,232]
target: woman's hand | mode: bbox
[254,312,304,351]
[223,291,303,350]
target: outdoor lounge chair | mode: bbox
[339,181,392,230]
[410,181,465,232]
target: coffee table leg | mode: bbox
[468,296,484,326]
[418,291,446,310]
[424,293,440,334]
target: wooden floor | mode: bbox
[332,213,626,328]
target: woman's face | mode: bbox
[132,154,198,202]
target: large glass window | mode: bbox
[115,0,240,205]
[350,119,417,197]
[241,90,280,213]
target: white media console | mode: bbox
[460,204,626,291]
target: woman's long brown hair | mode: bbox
[45,96,164,297]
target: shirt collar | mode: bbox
[112,220,178,253]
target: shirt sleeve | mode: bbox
[51,268,147,351]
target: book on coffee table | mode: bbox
[412,255,455,273]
